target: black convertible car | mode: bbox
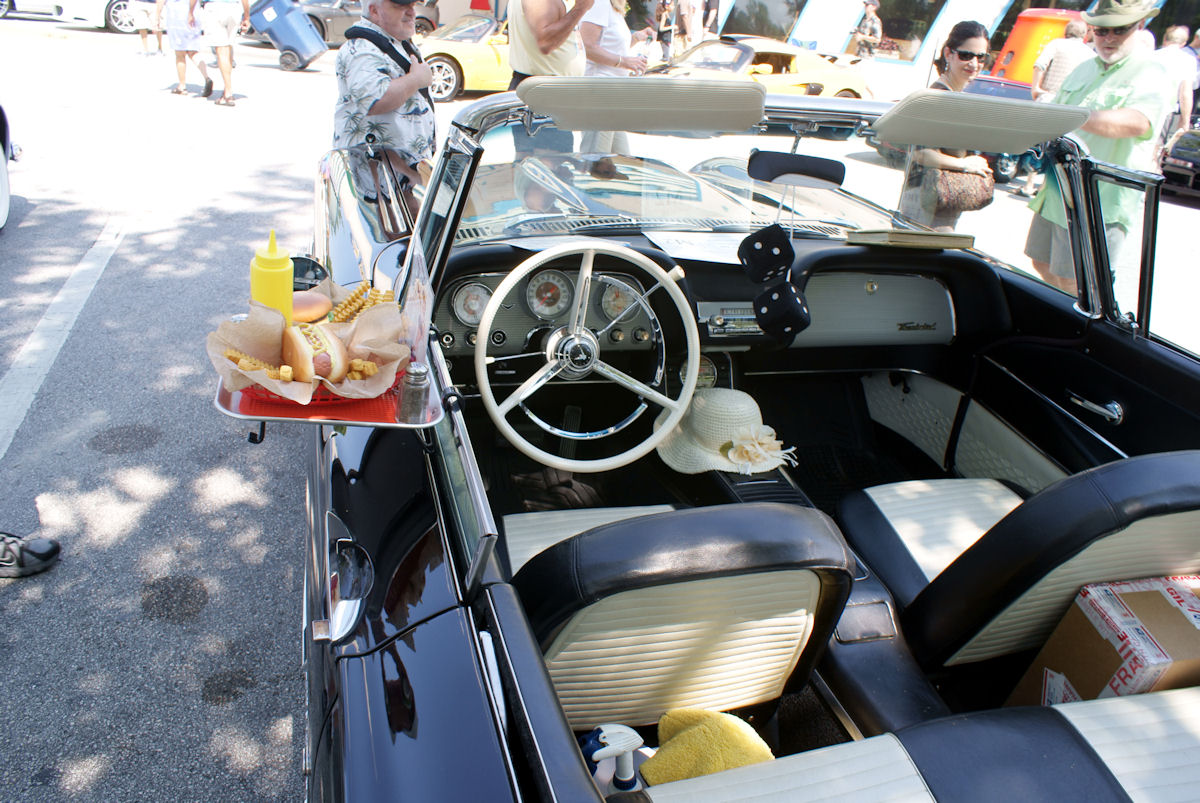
[218,79,1200,801]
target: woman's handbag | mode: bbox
[919,166,995,215]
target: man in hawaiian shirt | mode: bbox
[852,0,882,59]
[1023,0,1170,293]
[333,0,436,183]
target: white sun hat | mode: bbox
[654,388,797,475]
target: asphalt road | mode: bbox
[1,17,1197,803]
[0,21,401,803]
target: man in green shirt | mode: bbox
[1023,0,1171,292]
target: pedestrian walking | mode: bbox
[156,0,213,96]
[191,0,251,105]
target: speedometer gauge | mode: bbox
[451,282,492,326]
[525,270,572,319]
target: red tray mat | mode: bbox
[229,387,403,424]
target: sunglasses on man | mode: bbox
[953,50,988,62]
[1090,23,1137,38]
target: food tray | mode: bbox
[214,378,443,430]
[239,367,406,405]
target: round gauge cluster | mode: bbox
[599,281,635,321]
[446,273,648,340]
[451,282,492,326]
[525,270,573,319]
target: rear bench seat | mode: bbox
[611,686,1199,802]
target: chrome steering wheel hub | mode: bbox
[547,327,600,379]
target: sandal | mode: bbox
[215,96,235,107]
[201,78,213,98]
[171,86,187,95]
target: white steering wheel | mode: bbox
[475,241,700,473]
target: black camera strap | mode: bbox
[344,25,435,112]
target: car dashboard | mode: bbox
[432,234,972,360]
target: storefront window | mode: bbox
[850,0,949,62]
[624,0,658,32]
[722,0,809,42]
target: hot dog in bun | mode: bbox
[282,323,349,383]
[293,290,333,323]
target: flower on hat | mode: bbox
[720,425,798,475]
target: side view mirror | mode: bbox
[293,255,329,290]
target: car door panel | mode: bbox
[988,273,1200,464]
[334,608,516,802]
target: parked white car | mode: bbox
[57,0,136,32]
[0,0,67,21]
[1,101,14,230]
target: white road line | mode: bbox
[0,217,124,462]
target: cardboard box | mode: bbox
[1007,576,1200,707]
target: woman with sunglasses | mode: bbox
[898,20,993,231]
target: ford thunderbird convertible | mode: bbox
[223,78,1200,801]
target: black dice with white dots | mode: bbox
[753,281,810,347]
[737,223,795,283]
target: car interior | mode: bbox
[310,79,1200,800]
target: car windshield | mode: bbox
[426,14,495,41]
[453,118,896,246]
[674,41,751,71]
[422,84,1199,360]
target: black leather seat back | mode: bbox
[512,503,855,729]
[902,450,1200,669]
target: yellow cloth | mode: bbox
[639,709,774,786]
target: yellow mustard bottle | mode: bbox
[249,230,294,326]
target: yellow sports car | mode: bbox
[650,35,873,99]
[416,14,511,103]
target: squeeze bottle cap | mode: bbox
[255,230,292,270]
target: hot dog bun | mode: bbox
[282,323,349,383]
[293,290,333,323]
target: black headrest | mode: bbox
[512,503,855,647]
[906,450,1200,667]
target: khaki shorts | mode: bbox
[1024,213,1127,281]
[201,2,243,47]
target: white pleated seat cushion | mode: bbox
[544,570,821,731]
[643,733,933,803]
[639,686,1200,803]
[502,505,677,574]
[863,479,1200,664]
[1055,686,1200,803]
[864,478,1023,581]
[948,509,1200,664]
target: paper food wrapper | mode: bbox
[207,279,411,405]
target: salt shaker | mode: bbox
[398,361,430,424]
